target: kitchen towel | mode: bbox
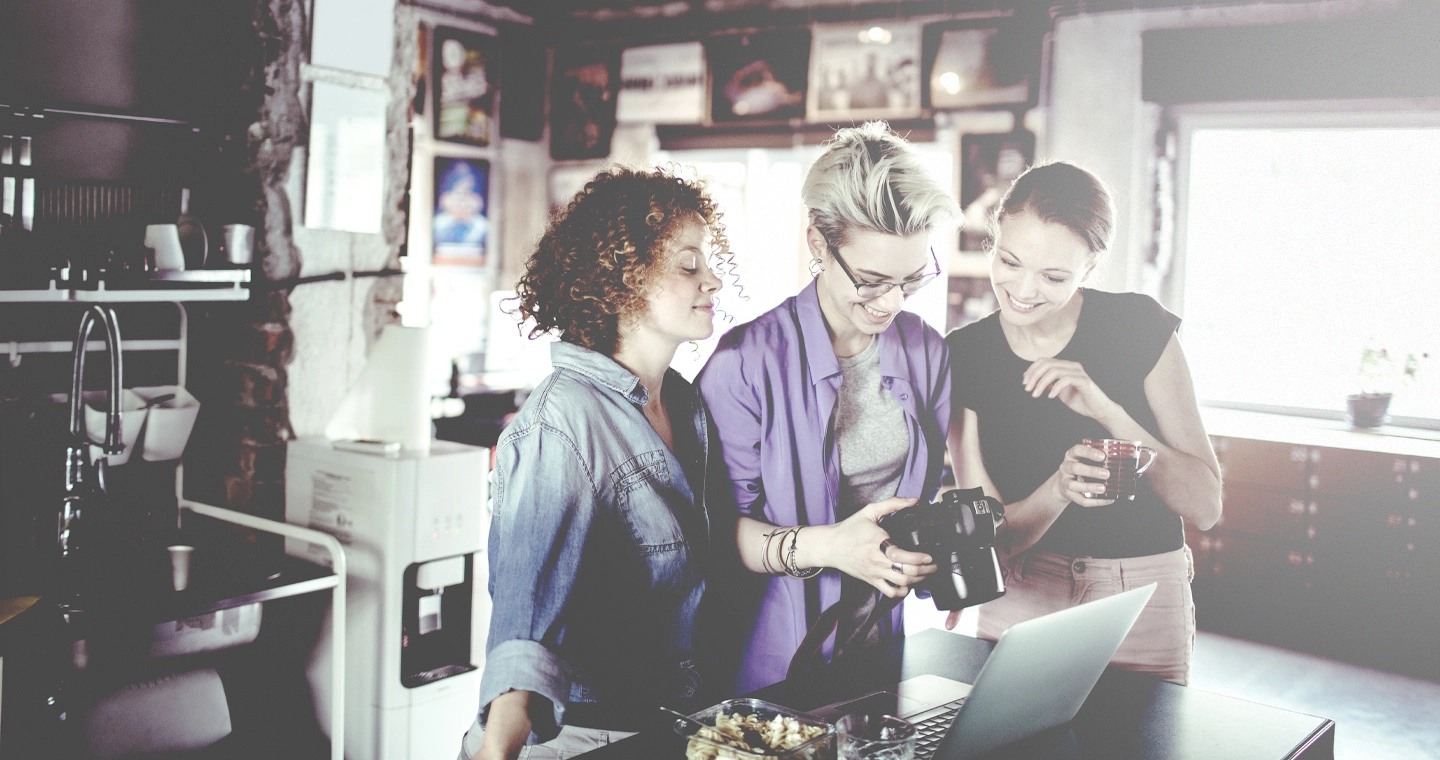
[324,325,432,452]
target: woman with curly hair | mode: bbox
[460,167,731,760]
[698,122,959,694]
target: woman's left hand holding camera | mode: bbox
[794,497,938,597]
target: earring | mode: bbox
[808,258,823,278]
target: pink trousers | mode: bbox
[976,546,1196,685]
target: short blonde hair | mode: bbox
[801,121,959,248]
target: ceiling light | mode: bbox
[859,26,892,45]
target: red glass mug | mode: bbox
[1080,439,1157,501]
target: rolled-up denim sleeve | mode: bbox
[478,422,598,737]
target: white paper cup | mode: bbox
[169,545,195,591]
[145,224,186,271]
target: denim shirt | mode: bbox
[697,279,951,694]
[478,341,712,739]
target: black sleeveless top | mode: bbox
[946,289,1182,558]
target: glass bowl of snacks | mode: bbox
[679,698,836,760]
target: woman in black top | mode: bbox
[944,162,1221,684]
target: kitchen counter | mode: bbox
[580,628,1334,759]
[44,539,336,640]
[1201,406,1440,459]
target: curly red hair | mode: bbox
[515,166,734,355]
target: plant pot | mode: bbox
[1346,392,1392,428]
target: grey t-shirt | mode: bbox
[835,336,909,517]
[832,335,911,652]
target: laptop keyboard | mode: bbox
[912,697,968,760]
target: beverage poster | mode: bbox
[551,46,621,161]
[807,22,922,122]
[959,131,1034,252]
[924,21,1032,110]
[433,157,489,265]
[616,41,707,124]
[705,30,810,124]
[433,27,498,146]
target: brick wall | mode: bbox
[183,0,414,533]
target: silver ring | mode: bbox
[892,562,904,574]
[879,539,894,553]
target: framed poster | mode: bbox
[551,46,621,161]
[433,26,498,146]
[616,41,706,124]
[923,20,1033,110]
[705,30,810,123]
[959,131,1035,252]
[807,22,922,122]
[433,157,490,265]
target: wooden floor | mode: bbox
[1191,631,1440,760]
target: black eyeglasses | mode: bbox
[827,244,941,299]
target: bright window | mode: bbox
[1180,118,1440,426]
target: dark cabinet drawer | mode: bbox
[1214,484,1308,542]
[1309,447,1408,500]
[1401,456,1440,502]
[1210,533,1312,588]
[1311,540,1428,604]
[1310,497,1416,548]
[1213,437,1309,491]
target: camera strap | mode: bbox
[786,588,902,681]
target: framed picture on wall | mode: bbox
[551,46,621,161]
[432,26,499,146]
[923,19,1034,110]
[959,131,1035,252]
[616,41,707,124]
[807,22,922,122]
[705,30,810,124]
[433,157,490,265]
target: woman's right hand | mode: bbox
[799,497,936,598]
[1052,444,1117,508]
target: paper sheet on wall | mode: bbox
[304,80,386,234]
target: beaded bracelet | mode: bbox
[771,526,799,576]
[783,526,822,579]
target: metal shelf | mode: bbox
[0,271,250,303]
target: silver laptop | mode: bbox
[812,584,1156,759]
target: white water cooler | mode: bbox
[285,438,490,760]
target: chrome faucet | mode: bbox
[59,305,123,559]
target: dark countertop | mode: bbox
[37,538,336,641]
[580,628,1334,759]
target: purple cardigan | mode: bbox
[696,280,951,694]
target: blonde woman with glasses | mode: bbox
[697,121,960,695]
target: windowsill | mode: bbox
[1200,406,1440,459]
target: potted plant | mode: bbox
[1348,346,1427,428]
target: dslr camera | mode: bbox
[879,487,1007,611]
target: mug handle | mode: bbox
[1136,446,1158,476]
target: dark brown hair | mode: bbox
[514,166,733,355]
[993,161,1115,255]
